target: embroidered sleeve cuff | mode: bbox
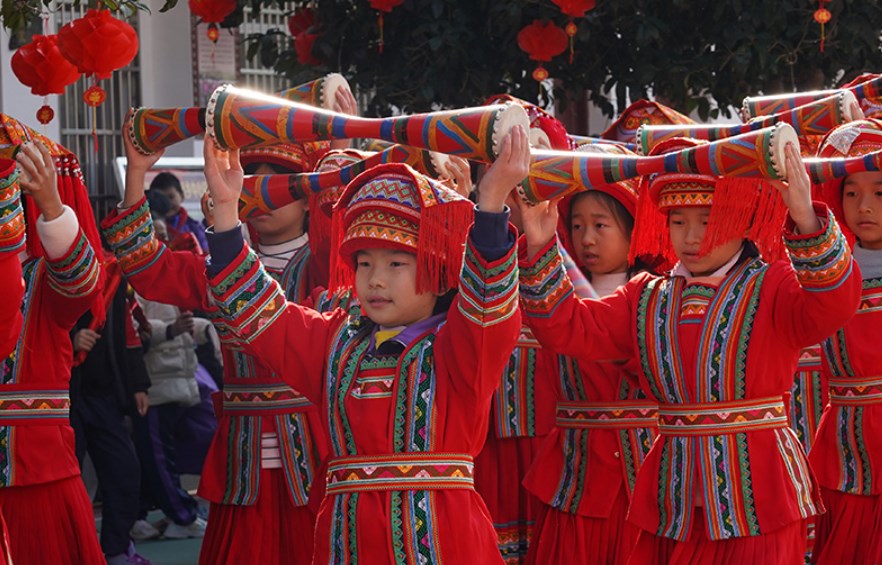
[785,203,852,291]
[100,196,165,276]
[518,237,574,318]
[0,176,25,253]
[458,226,519,327]
[209,244,287,343]
[46,229,101,298]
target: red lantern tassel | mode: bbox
[820,21,825,53]
[565,19,577,64]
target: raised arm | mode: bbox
[769,142,861,347]
[436,126,526,399]
[19,141,100,327]
[101,115,212,311]
[203,141,341,402]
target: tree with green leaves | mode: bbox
[5,0,881,122]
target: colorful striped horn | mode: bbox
[742,74,882,119]
[238,144,451,219]
[521,124,798,203]
[276,73,350,109]
[205,84,528,162]
[636,91,860,155]
[805,150,882,184]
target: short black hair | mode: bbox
[146,189,172,217]
[149,172,183,196]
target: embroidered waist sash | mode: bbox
[829,376,882,406]
[0,385,70,426]
[221,382,312,416]
[658,397,787,437]
[556,400,659,430]
[326,453,475,495]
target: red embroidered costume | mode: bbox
[206,164,521,564]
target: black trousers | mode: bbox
[71,392,141,557]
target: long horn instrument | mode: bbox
[805,151,882,184]
[238,145,450,219]
[742,74,882,119]
[521,124,798,203]
[130,84,529,162]
[635,92,860,155]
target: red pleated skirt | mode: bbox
[199,468,317,565]
[812,487,882,565]
[526,486,639,565]
[0,475,104,565]
[628,513,807,565]
[474,434,545,564]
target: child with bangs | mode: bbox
[518,138,860,564]
[520,146,657,565]
[808,119,882,565]
[202,127,531,564]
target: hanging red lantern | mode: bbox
[11,34,80,96]
[369,0,405,54]
[550,0,596,63]
[58,9,138,150]
[10,34,81,125]
[294,32,322,66]
[814,1,832,53]
[189,0,237,43]
[287,7,315,37]
[517,20,568,83]
[58,10,139,80]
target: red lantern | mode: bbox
[295,32,322,66]
[287,7,315,37]
[11,34,81,126]
[814,1,832,53]
[369,0,405,53]
[517,20,568,83]
[58,10,139,80]
[551,0,596,63]
[58,9,138,150]
[11,34,80,96]
[189,0,237,43]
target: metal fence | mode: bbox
[56,6,141,221]
[238,4,291,93]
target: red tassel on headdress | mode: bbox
[629,175,675,270]
[700,177,787,262]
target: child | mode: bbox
[0,121,104,564]
[202,126,529,563]
[522,151,657,565]
[518,138,860,563]
[809,118,882,565]
[102,121,332,564]
[148,171,209,251]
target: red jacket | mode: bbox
[0,229,101,487]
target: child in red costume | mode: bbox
[0,119,104,565]
[102,118,334,565]
[202,126,529,564]
[809,118,882,565]
[518,138,860,564]
[523,144,657,565]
